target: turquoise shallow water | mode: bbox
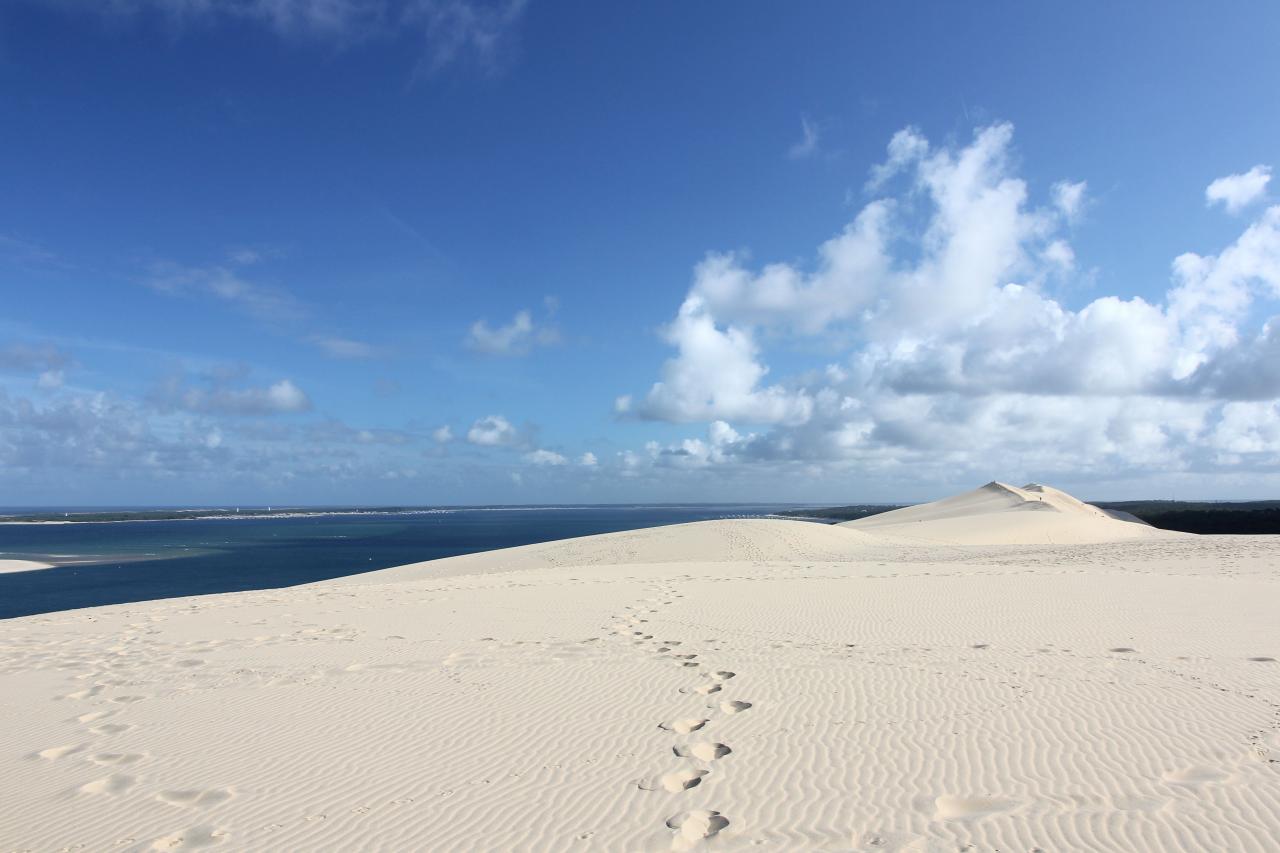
[0,504,803,619]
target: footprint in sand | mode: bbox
[709,671,735,681]
[91,722,136,736]
[34,744,85,760]
[157,788,234,808]
[150,825,228,850]
[679,683,721,696]
[667,810,729,847]
[933,794,1016,820]
[80,774,137,795]
[74,710,116,724]
[90,752,147,766]
[1247,656,1276,662]
[720,700,752,714]
[660,718,709,734]
[640,768,708,792]
[661,768,707,792]
[674,743,731,761]
[1161,766,1229,785]
[1108,648,1137,654]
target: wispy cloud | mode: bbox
[787,115,819,160]
[0,233,70,271]
[151,370,313,415]
[403,0,527,77]
[146,260,305,325]
[36,0,529,74]
[0,342,70,374]
[310,335,382,359]
[145,256,382,360]
[0,342,72,390]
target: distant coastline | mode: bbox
[0,503,808,525]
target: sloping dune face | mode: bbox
[5,494,1279,852]
[844,481,1180,545]
[355,518,882,585]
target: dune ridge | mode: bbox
[0,483,1277,851]
[842,481,1182,545]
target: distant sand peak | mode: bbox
[842,480,1179,545]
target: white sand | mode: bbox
[842,481,1180,545]
[0,558,54,573]
[1,484,1278,851]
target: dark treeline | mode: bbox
[1092,502,1280,535]
[779,501,1280,534]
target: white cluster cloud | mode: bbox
[621,124,1280,485]
[524,448,567,466]
[1206,165,1271,214]
[466,414,519,446]
[626,295,812,424]
[0,386,226,477]
[466,308,559,356]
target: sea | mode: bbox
[0,504,809,619]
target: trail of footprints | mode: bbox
[25,624,238,850]
[609,582,752,849]
[35,685,237,850]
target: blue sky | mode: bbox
[2,2,1279,505]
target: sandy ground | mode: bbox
[0,559,53,574]
[1,484,1277,851]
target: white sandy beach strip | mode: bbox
[0,559,53,574]
[0,483,1277,851]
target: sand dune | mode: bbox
[1,484,1277,851]
[843,481,1182,545]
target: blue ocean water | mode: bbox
[0,505,804,619]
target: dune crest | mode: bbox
[843,481,1182,545]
